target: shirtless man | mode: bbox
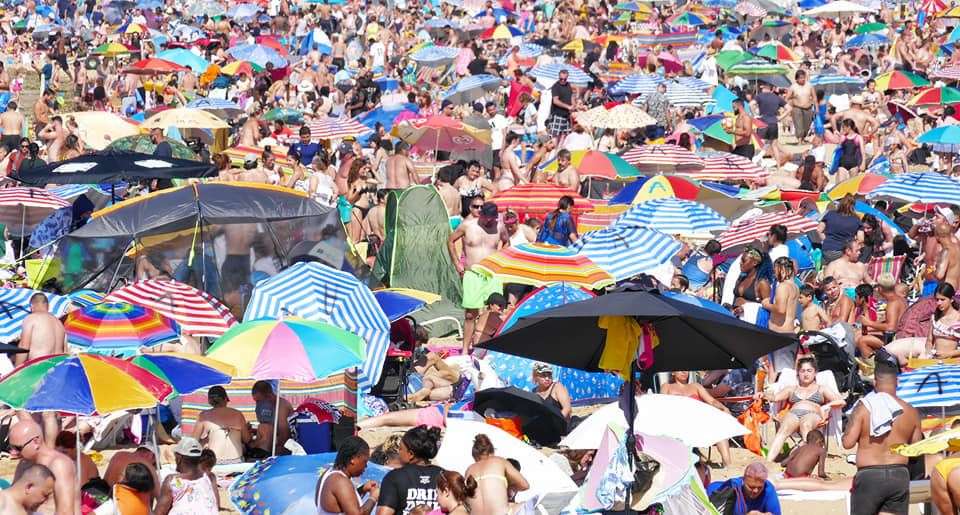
[822,276,855,325]
[238,115,260,147]
[10,419,77,515]
[785,70,817,142]
[17,293,65,445]
[384,142,417,190]
[250,380,292,457]
[33,90,51,138]
[221,223,256,316]
[38,115,66,162]
[935,208,960,290]
[761,257,800,375]
[551,149,579,192]
[435,170,461,217]
[0,102,24,150]
[181,66,197,96]
[842,359,921,515]
[103,447,160,497]
[0,463,55,515]
[192,386,249,465]
[497,132,525,191]
[823,239,872,292]
[448,202,507,354]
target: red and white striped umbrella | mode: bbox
[0,187,71,230]
[932,65,960,81]
[104,279,237,337]
[686,152,769,182]
[718,211,818,250]
[735,1,767,17]
[305,117,372,140]
[621,144,704,174]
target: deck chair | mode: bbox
[84,411,133,452]
[867,254,907,283]
[769,368,844,450]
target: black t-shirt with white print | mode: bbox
[377,463,443,514]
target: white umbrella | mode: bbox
[436,419,578,513]
[803,0,875,16]
[633,394,748,447]
[559,402,627,449]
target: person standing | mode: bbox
[376,426,444,515]
[731,98,754,159]
[842,356,921,515]
[17,293,65,445]
[547,70,574,138]
[786,70,817,143]
[154,437,219,515]
[0,102,24,149]
[754,82,786,166]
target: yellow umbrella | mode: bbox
[94,42,131,56]
[893,427,960,457]
[60,111,140,150]
[142,108,230,130]
[377,288,441,304]
[124,23,147,34]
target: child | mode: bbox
[781,429,827,479]
[799,285,830,331]
[473,293,507,351]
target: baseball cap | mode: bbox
[174,437,203,457]
[479,202,498,218]
[533,362,553,376]
[244,153,258,164]
[936,205,957,225]
[338,141,354,155]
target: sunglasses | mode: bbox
[10,436,37,453]
[470,204,483,210]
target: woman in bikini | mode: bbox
[886,282,960,364]
[732,247,772,325]
[662,371,734,467]
[464,434,529,515]
[763,358,844,461]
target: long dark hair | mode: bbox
[935,282,959,319]
[800,155,815,188]
[547,195,574,232]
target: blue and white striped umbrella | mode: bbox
[571,226,681,281]
[0,289,70,343]
[675,76,712,91]
[610,74,665,95]
[616,198,729,236]
[810,74,865,96]
[635,83,714,108]
[845,33,889,49]
[423,18,460,29]
[410,45,460,66]
[529,63,593,86]
[186,98,242,115]
[867,172,960,205]
[243,262,390,391]
[226,44,288,68]
[497,43,544,66]
[897,365,960,408]
[442,74,501,105]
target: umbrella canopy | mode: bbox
[226,43,289,68]
[803,0,875,15]
[691,152,769,182]
[58,112,140,151]
[855,21,887,33]
[206,319,365,382]
[719,211,819,249]
[635,394,750,446]
[844,33,890,49]
[261,107,302,123]
[185,98,244,118]
[933,65,960,81]
[0,289,70,343]
[498,283,595,333]
[18,151,215,185]
[577,206,628,233]
[409,45,460,65]
[230,454,390,514]
[828,173,889,199]
[481,24,524,39]
[611,175,702,204]
[142,108,229,130]
[540,150,641,179]
[154,49,210,72]
[897,365,960,408]
[575,103,657,129]
[104,279,237,337]
[488,183,595,217]
[725,58,789,78]
[473,386,568,445]
[442,74,500,105]
[69,290,106,309]
[306,118,373,140]
[481,288,797,373]
[473,243,615,290]
[810,73,865,96]
[243,262,390,390]
[571,226,681,281]
[754,41,801,61]
[129,352,235,396]
[917,125,960,146]
[616,198,729,236]
[867,171,960,205]
[610,74,665,95]
[875,70,931,91]
[0,353,172,414]
[105,135,199,161]
[0,188,71,230]
[621,144,704,174]
[392,115,491,152]
[373,289,439,321]
[123,57,189,74]
[908,86,960,107]
[65,302,180,354]
[736,1,768,16]
[528,63,593,86]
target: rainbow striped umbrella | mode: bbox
[129,353,235,396]
[540,150,640,179]
[0,354,172,414]
[908,86,960,107]
[473,243,615,290]
[480,24,524,39]
[206,319,365,383]
[874,70,930,91]
[64,303,180,355]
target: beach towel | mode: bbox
[858,391,903,437]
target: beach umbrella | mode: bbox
[243,261,389,392]
[855,22,888,33]
[489,183,594,217]
[128,353,235,396]
[441,74,500,105]
[481,24,523,39]
[18,151,215,185]
[918,125,960,146]
[670,11,709,26]
[635,394,749,446]
[185,98,243,118]
[828,172,888,200]
[933,65,960,81]
[844,33,889,49]
[373,289,440,321]
[497,43,544,66]
[0,188,71,244]
[230,453,390,514]
[105,135,198,161]
[227,3,260,19]
[735,1,767,16]
[715,50,754,71]
[306,117,373,140]
[803,0,875,16]
[659,82,714,107]
[123,58,189,75]
[187,1,226,17]
[688,152,769,182]
[577,207,628,233]
[409,45,460,66]
[718,211,819,250]
[676,76,712,91]
[104,279,237,338]
[616,198,728,237]
[154,49,210,73]
[0,289,70,343]
[220,60,261,77]
[93,42,131,56]
[142,108,228,130]
[226,44,288,68]
[473,387,568,445]
[613,1,652,11]
[874,70,930,91]
[474,243,614,289]
[64,302,180,355]
[575,103,657,129]
[726,58,789,78]
[867,171,960,205]
[610,175,702,204]
[392,115,491,152]
[261,107,302,123]
[571,226,681,281]
[610,74,664,95]
[897,365,960,409]
[57,111,140,151]
[481,288,797,373]
[561,38,601,53]
[754,42,800,61]
[529,63,592,86]
[810,73,865,96]
[169,24,205,43]
[540,150,641,179]
[69,290,106,309]
[621,144,704,174]
[908,86,960,107]
[498,283,595,333]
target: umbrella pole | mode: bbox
[19,205,25,263]
[75,415,81,497]
[624,359,637,514]
[271,384,281,457]
[152,412,161,471]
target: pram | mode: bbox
[798,327,871,408]
[369,318,416,406]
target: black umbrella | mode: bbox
[480,287,797,373]
[472,387,567,446]
[17,150,217,186]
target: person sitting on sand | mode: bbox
[781,429,827,479]
[192,386,250,465]
[250,380,293,458]
[707,462,781,515]
[104,447,160,498]
[465,434,529,515]
[408,352,463,404]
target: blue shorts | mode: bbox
[923,279,939,297]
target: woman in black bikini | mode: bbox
[762,358,844,460]
[732,247,772,322]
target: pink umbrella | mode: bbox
[392,115,492,153]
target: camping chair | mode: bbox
[84,411,134,452]
[867,254,907,284]
[768,369,844,452]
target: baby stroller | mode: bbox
[798,328,871,408]
[369,318,417,406]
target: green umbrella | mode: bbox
[716,50,753,71]
[726,59,789,78]
[106,135,200,161]
[855,22,887,34]
[262,108,304,123]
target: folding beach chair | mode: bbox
[867,254,907,283]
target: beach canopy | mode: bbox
[18,151,216,185]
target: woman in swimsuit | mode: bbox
[662,371,734,467]
[732,247,772,323]
[763,358,844,461]
[531,362,572,421]
[464,434,529,515]
[886,282,960,364]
